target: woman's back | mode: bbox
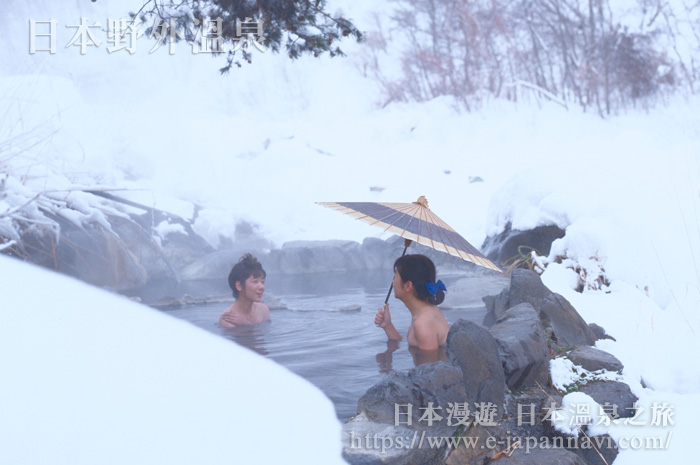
[406,304,449,349]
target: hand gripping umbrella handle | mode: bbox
[384,239,412,304]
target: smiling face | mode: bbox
[237,274,265,302]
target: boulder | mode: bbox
[489,303,550,389]
[357,362,467,434]
[444,423,499,465]
[447,384,615,465]
[354,363,467,465]
[482,288,510,324]
[508,269,596,347]
[568,346,624,373]
[16,214,148,291]
[342,414,416,465]
[154,224,216,273]
[481,222,566,266]
[216,219,275,252]
[9,199,223,289]
[507,268,552,307]
[447,320,506,418]
[573,434,619,465]
[580,381,638,419]
[490,447,587,465]
[360,237,406,270]
[150,295,185,308]
[589,323,616,342]
[108,215,175,280]
[179,236,487,281]
[266,240,367,274]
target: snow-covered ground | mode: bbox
[1,0,699,463]
[0,255,345,465]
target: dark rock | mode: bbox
[444,423,499,465]
[507,269,550,307]
[539,393,565,439]
[16,213,148,291]
[573,434,619,465]
[568,346,624,373]
[8,194,223,290]
[156,222,216,272]
[482,288,510,324]
[118,208,216,280]
[354,363,468,465]
[489,303,550,389]
[342,414,416,465]
[357,362,467,434]
[506,385,558,433]
[109,215,175,280]
[481,222,565,266]
[447,385,608,465]
[409,363,470,417]
[537,393,619,465]
[445,388,566,465]
[490,447,587,465]
[589,323,616,341]
[580,381,638,419]
[508,269,596,347]
[230,220,275,251]
[447,320,506,418]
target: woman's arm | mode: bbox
[374,304,402,341]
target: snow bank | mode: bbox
[0,256,345,465]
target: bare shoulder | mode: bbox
[255,302,271,321]
[414,307,449,347]
[220,303,235,317]
[412,314,438,333]
[410,318,440,350]
[221,303,235,314]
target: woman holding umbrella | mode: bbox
[374,254,449,353]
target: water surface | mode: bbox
[156,270,493,420]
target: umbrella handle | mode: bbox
[384,239,412,304]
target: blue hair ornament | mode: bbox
[426,280,447,296]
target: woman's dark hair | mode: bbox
[393,254,445,305]
[228,253,266,298]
